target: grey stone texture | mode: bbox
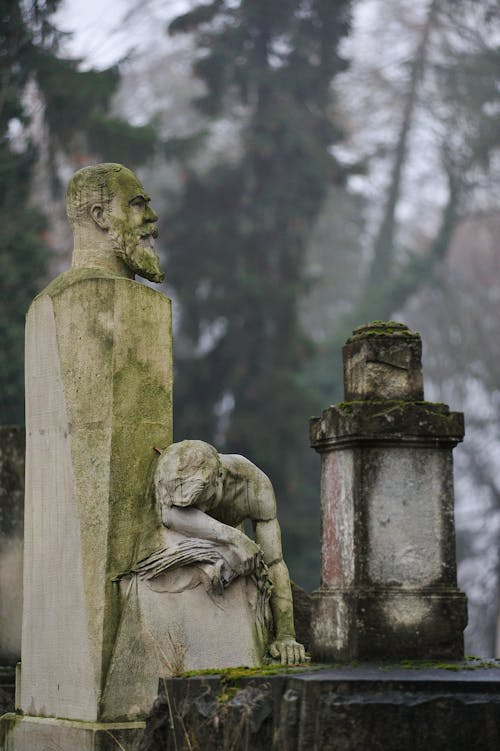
[20,276,173,723]
[139,665,500,751]
[14,164,174,731]
[1,715,144,751]
[152,441,305,667]
[102,569,272,720]
[309,321,467,661]
[342,320,424,401]
[3,163,306,751]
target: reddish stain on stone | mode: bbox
[322,454,344,587]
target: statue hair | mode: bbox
[154,440,221,509]
[66,163,125,226]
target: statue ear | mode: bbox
[91,203,109,230]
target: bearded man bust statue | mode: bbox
[67,162,164,283]
[18,164,173,728]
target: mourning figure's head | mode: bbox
[154,440,224,514]
[66,163,164,283]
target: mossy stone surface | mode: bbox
[141,665,500,750]
[21,273,172,722]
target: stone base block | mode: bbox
[311,587,467,662]
[0,714,145,751]
[102,570,271,720]
[140,665,500,751]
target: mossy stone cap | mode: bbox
[347,320,420,343]
[343,320,424,401]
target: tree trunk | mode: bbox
[366,0,439,289]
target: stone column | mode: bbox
[19,271,172,723]
[309,322,467,661]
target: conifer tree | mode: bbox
[165,1,351,585]
[0,1,158,425]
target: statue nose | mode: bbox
[148,206,158,222]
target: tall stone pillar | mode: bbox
[309,322,467,661]
[20,273,172,723]
[1,164,172,750]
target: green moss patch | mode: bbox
[398,657,500,671]
[348,321,420,340]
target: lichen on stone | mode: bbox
[347,321,420,342]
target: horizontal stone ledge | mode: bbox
[310,401,464,448]
[311,587,467,662]
[310,434,464,451]
[0,714,145,751]
[311,584,467,596]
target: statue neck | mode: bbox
[71,224,134,279]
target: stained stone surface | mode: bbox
[140,665,500,751]
[0,164,176,751]
[1,715,144,751]
[102,565,271,720]
[149,441,305,668]
[309,321,467,662]
[342,321,424,402]
[20,274,172,722]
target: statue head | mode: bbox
[66,163,164,283]
[154,440,223,512]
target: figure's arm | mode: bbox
[254,516,306,665]
[162,505,261,576]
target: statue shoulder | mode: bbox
[220,453,267,481]
[34,266,124,301]
[220,454,276,519]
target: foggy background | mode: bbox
[1,0,499,657]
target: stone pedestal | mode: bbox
[19,269,173,723]
[1,714,144,751]
[102,566,271,720]
[309,322,467,661]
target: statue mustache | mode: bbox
[139,223,159,239]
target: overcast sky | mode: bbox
[54,0,189,68]
[54,0,129,67]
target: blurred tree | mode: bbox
[365,0,439,290]
[0,0,159,425]
[294,0,499,636]
[163,0,352,587]
[405,213,500,655]
[305,0,500,408]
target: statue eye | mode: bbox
[130,196,146,210]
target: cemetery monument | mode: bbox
[0,163,303,751]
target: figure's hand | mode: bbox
[230,537,262,576]
[269,638,307,665]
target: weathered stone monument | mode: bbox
[309,321,467,661]
[102,440,304,719]
[137,323,498,751]
[1,163,303,750]
[2,163,172,748]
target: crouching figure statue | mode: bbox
[103,441,305,718]
[153,440,306,665]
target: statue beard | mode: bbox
[109,220,164,283]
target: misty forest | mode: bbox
[1,0,499,656]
